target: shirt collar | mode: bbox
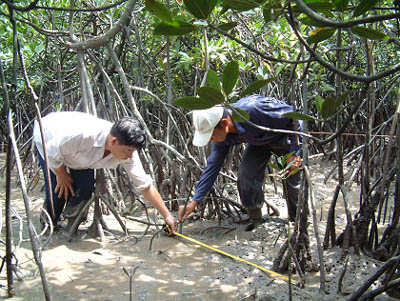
[94,124,112,148]
[227,108,246,135]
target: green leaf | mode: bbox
[153,20,197,36]
[28,43,35,54]
[197,86,225,105]
[221,0,260,11]
[267,162,281,171]
[231,107,250,122]
[335,90,351,107]
[321,97,336,119]
[307,28,336,44]
[217,21,238,32]
[240,78,275,97]
[351,26,389,40]
[321,91,350,119]
[35,43,45,53]
[307,2,335,11]
[183,0,218,19]
[263,5,272,23]
[207,70,221,91]
[287,168,300,178]
[292,2,334,15]
[353,0,378,17]
[113,7,121,18]
[173,96,212,109]
[220,5,230,15]
[318,9,335,18]
[283,112,318,121]
[276,154,283,166]
[315,95,324,113]
[283,151,295,162]
[56,103,63,111]
[222,61,239,96]
[332,0,349,12]
[298,16,326,27]
[145,0,173,23]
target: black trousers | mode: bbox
[237,141,302,221]
[37,149,95,223]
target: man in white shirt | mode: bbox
[33,111,177,232]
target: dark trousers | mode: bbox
[37,149,95,223]
[237,142,302,221]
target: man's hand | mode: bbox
[141,185,177,235]
[178,200,198,222]
[54,165,75,200]
[164,214,177,235]
[287,155,302,172]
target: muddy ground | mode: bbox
[0,155,398,300]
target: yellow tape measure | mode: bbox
[166,225,295,283]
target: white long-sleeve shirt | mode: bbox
[33,111,153,192]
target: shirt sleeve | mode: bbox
[45,139,65,168]
[37,134,81,169]
[33,119,86,169]
[121,151,153,192]
[193,142,231,203]
[33,121,64,169]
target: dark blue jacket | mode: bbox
[193,95,303,203]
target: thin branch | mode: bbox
[8,15,69,36]
[349,255,400,300]
[0,59,15,297]
[65,0,137,50]
[130,85,200,166]
[288,8,400,83]
[99,195,128,235]
[8,112,51,300]
[208,23,313,64]
[0,0,39,12]
[294,0,400,28]
[304,166,326,292]
[0,0,128,12]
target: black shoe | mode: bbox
[64,201,85,218]
[247,208,262,220]
[245,218,266,231]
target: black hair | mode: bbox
[215,108,229,128]
[110,117,146,150]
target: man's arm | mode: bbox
[120,154,177,232]
[141,185,177,232]
[178,142,230,221]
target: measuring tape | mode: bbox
[165,225,295,283]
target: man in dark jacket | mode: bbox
[178,95,302,230]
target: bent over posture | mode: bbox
[34,111,177,232]
[179,95,302,230]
